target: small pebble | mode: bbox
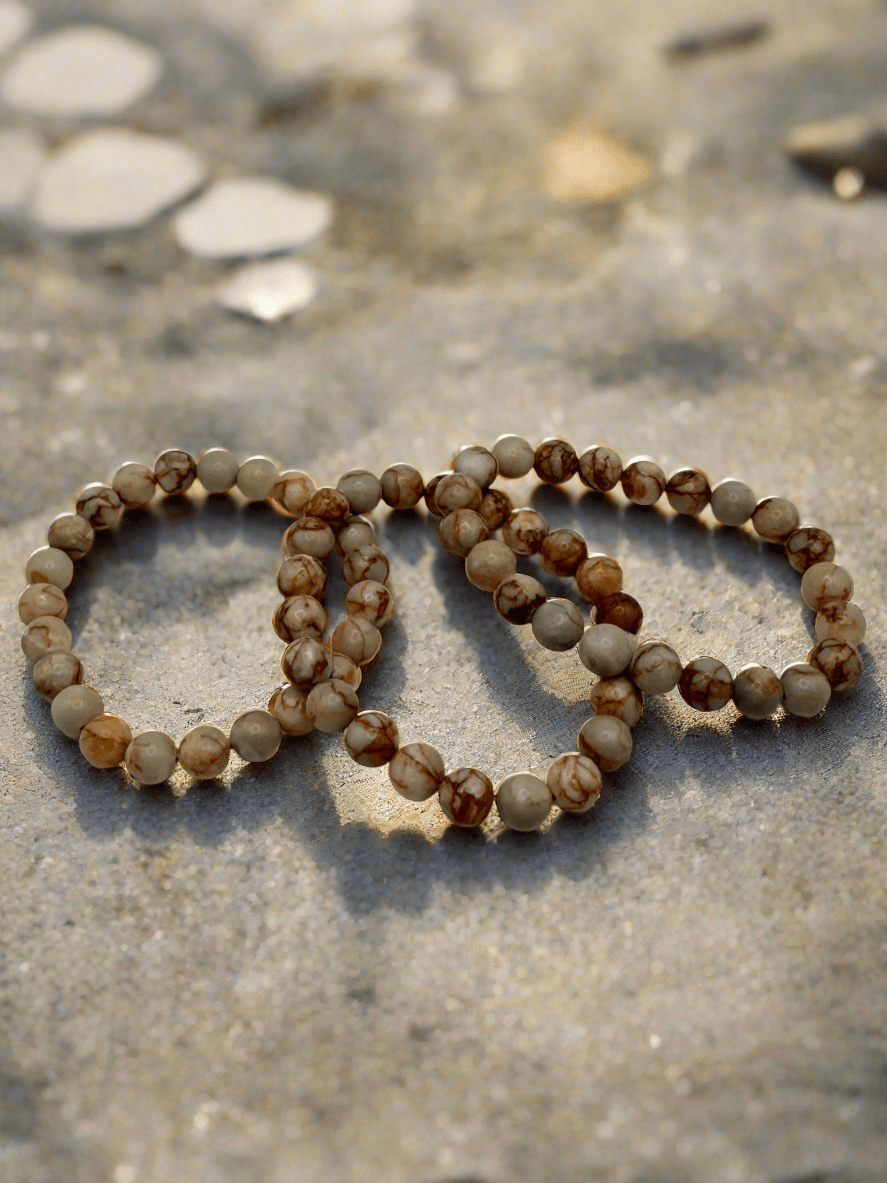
[784,113,887,189]
[217,259,318,322]
[545,125,650,204]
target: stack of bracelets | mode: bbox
[18,437,866,833]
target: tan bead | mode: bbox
[230,709,283,761]
[237,456,279,501]
[343,544,389,587]
[621,456,666,505]
[21,616,72,663]
[578,445,622,492]
[491,434,535,479]
[814,601,866,646]
[47,513,94,560]
[666,467,711,515]
[18,582,67,624]
[531,598,584,651]
[344,710,399,766]
[496,772,553,830]
[423,472,449,517]
[502,507,547,555]
[534,438,578,485]
[477,488,512,530]
[329,616,382,666]
[196,448,239,494]
[710,478,756,526]
[435,472,483,514]
[389,742,445,801]
[453,445,498,488]
[575,553,623,604]
[268,684,314,736]
[539,528,588,576]
[277,554,328,599]
[578,624,636,677]
[330,653,362,690]
[493,573,547,624]
[679,657,733,712]
[784,527,835,574]
[272,595,327,642]
[306,679,360,733]
[25,546,74,589]
[380,463,424,509]
[590,676,644,727]
[51,683,104,739]
[178,724,230,780]
[272,470,314,517]
[800,562,853,611]
[732,664,783,719]
[465,539,517,592]
[546,754,602,814]
[32,650,82,701]
[439,766,494,826]
[307,486,350,525]
[282,515,336,559]
[807,638,862,692]
[154,450,196,495]
[75,482,123,529]
[752,496,800,543]
[124,730,178,785]
[577,714,633,771]
[79,713,132,769]
[112,461,157,507]
[438,509,489,557]
[593,592,643,634]
[281,636,334,685]
[780,662,831,717]
[629,639,682,694]
[335,516,376,557]
[336,469,381,515]
[345,579,394,627]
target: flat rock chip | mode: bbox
[544,125,650,204]
[217,259,318,322]
[784,113,887,188]
[664,19,769,60]
[0,1,32,57]
[0,128,45,213]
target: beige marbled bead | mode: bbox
[112,461,157,508]
[495,772,553,830]
[491,434,535,479]
[281,636,334,685]
[277,554,328,599]
[438,509,489,557]
[237,456,279,501]
[345,580,394,627]
[814,601,866,646]
[780,662,831,717]
[335,516,376,557]
[546,753,602,814]
[268,684,314,735]
[380,463,425,509]
[47,513,94,560]
[752,496,800,543]
[330,653,362,690]
[388,741,445,801]
[196,448,239,494]
[465,539,517,592]
[329,616,382,666]
[534,438,578,485]
[343,544,390,587]
[493,573,547,625]
[21,616,72,663]
[629,639,682,694]
[732,664,784,719]
[539,529,587,577]
[51,683,104,739]
[423,472,449,517]
[453,445,498,488]
[154,450,196,496]
[32,650,82,701]
[800,562,853,611]
[784,527,835,574]
[124,730,178,784]
[439,766,494,826]
[344,710,399,766]
[807,638,862,693]
[230,709,283,761]
[666,467,711,515]
[593,592,643,635]
[25,546,74,590]
[307,487,350,526]
[502,508,547,555]
[575,553,623,605]
[337,469,382,515]
[578,445,622,492]
[621,456,666,506]
[283,516,336,560]
[272,595,327,642]
[75,483,123,529]
[178,724,230,780]
[710,478,756,526]
[272,470,314,517]
[18,582,67,624]
[590,676,644,727]
[477,488,512,530]
[435,472,483,515]
[532,599,584,651]
[577,714,633,771]
[679,657,733,712]
[306,679,360,734]
[79,713,132,769]
[578,624,636,677]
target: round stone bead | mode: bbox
[18,582,67,624]
[335,516,376,557]
[307,487,350,526]
[477,488,512,530]
[272,595,327,642]
[282,516,336,559]
[531,599,584,651]
[21,616,72,663]
[710,478,756,526]
[112,461,157,508]
[491,434,535,479]
[154,450,196,496]
[439,767,494,827]
[577,714,633,771]
[590,676,644,727]
[277,554,328,599]
[25,546,74,589]
[784,527,835,574]
[621,456,666,506]
[330,653,362,690]
[439,509,489,557]
[281,636,334,685]
[389,742,446,802]
[380,463,424,509]
[272,470,314,517]
[629,640,682,694]
[814,601,866,646]
[47,513,94,560]
[465,539,517,592]
[336,469,382,515]
[502,508,547,555]
[329,617,382,666]
[306,679,360,734]
[75,483,123,529]
[496,772,553,830]
[780,662,831,717]
[435,472,483,515]
[679,657,733,712]
[79,713,132,769]
[51,684,104,739]
[593,592,643,634]
[32,650,82,701]
[807,638,862,692]
[343,544,390,587]
[453,445,498,488]
[578,624,636,677]
[539,529,587,577]
[493,574,547,625]
[345,579,394,627]
[752,497,800,543]
[732,664,784,719]
[124,730,178,785]
[534,438,579,485]
[800,562,853,611]
[268,684,313,736]
[575,553,623,604]
[423,472,449,517]
[237,456,279,501]
[229,710,283,762]
[344,710,400,766]
[546,754,602,814]
[578,444,623,492]
[178,724,230,780]
[196,448,239,494]
[665,467,711,515]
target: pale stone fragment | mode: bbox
[545,125,650,204]
[218,259,318,323]
[175,178,333,259]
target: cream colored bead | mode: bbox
[330,652,362,690]
[18,582,67,624]
[453,445,498,488]
[814,601,866,646]
[578,624,636,677]
[590,676,644,727]
[532,599,584,651]
[51,684,104,739]
[277,554,328,599]
[465,539,517,592]
[502,508,547,555]
[47,513,94,560]
[438,509,489,557]
[629,639,682,694]
[237,455,279,501]
[678,657,733,712]
[577,714,633,771]
[578,445,622,492]
[272,470,314,516]
[196,448,240,494]
[593,592,643,635]
[344,710,399,766]
[493,573,547,625]
[732,663,783,719]
[621,456,665,505]
[281,636,334,685]
[807,638,862,692]
[752,496,799,543]
[75,482,123,528]
[272,595,327,642]
[329,616,382,666]
[784,527,835,574]
[21,616,72,663]
[665,467,711,515]
[32,650,82,701]
[229,709,283,761]
[380,463,424,509]
[439,766,494,826]
[343,544,389,587]
[477,488,512,530]
[800,562,853,611]
[112,461,157,507]
[539,528,587,577]
[491,434,535,479]
[435,472,483,515]
[154,450,196,495]
[25,546,74,590]
[496,772,553,830]
[345,579,394,627]
[781,662,831,717]
[534,438,579,485]
[389,742,445,801]
[178,724,230,779]
[283,515,336,559]
[546,753,602,814]
[575,554,623,605]
[307,487,350,526]
[79,713,132,769]
[335,516,376,557]
[337,469,382,515]
[306,679,360,734]
[268,684,314,735]
[124,730,178,784]
[710,478,756,526]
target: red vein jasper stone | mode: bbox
[277,554,328,598]
[342,545,389,587]
[732,663,783,719]
[546,754,602,814]
[388,742,446,801]
[578,445,622,492]
[807,638,862,692]
[590,676,644,727]
[344,711,399,766]
[752,496,799,543]
[621,456,666,506]
[178,724,230,780]
[784,527,835,574]
[679,657,733,711]
[439,767,494,827]
[47,512,94,560]
[534,438,579,485]
[380,463,424,509]
[495,772,553,830]
[665,467,711,515]
[154,450,196,496]
[75,483,123,529]
[575,554,623,604]
[79,713,133,769]
[435,472,483,515]
[477,488,512,530]
[453,445,498,488]
[502,508,547,555]
[539,528,587,577]
[493,574,547,625]
[592,592,643,634]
